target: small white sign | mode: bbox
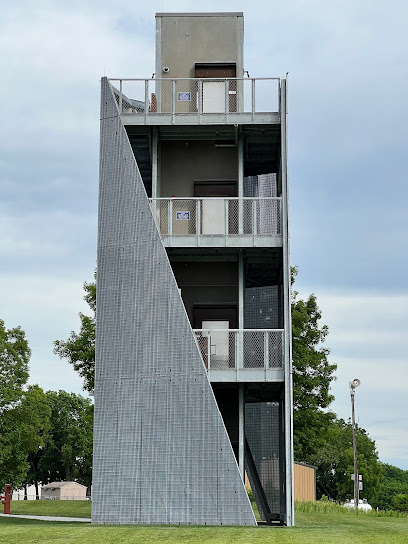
[177,92,191,102]
[176,211,190,220]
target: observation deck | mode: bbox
[109,78,281,125]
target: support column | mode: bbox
[151,129,159,198]
[238,133,244,234]
[238,248,245,482]
[238,251,244,329]
[239,383,245,480]
[281,78,294,526]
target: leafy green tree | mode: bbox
[393,493,408,512]
[37,390,93,492]
[54,279,95,394]
[291,267,337,461]
[310,418,382,503]
[0,319,30,410]
[375,464,408,510]
[0,320,51,488]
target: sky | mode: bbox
[1,1,407,469]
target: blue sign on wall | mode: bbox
[177,92,191,101]
[176,211,190,220]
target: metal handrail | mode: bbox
[109,77,281,117]
[149,197,282,237]
[193,329,284,371]
[150,197,281,201]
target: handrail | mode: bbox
[193,329,284,371]
[109,77,281,117]
[149,197,282,237]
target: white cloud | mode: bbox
[294,288,408,467]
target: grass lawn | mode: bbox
[8,499,91,518]
[1,500,407,543]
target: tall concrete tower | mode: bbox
[92,12,293,526]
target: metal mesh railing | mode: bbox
[109,78,280,118]
[149,198,281,238]
[193,329,284,371]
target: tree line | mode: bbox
[1,269,407,509]
[0,318,93,497]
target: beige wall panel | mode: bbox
[161,141,238,197]
[160,16,240,79]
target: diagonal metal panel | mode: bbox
[92,77,256,525]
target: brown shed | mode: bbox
[293,462,316,501]
[41,481,87,500]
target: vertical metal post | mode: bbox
[238,252,244,374]
[252,199,257,236]
[152,129,158,199]
[195,199,200,237]
[351,388,359,511]
[172,79,176,124]
[264,331,269,371]
[144,79,149,124]
[281,78,294,526]
[238,383,245,481]
[238,251,244,330]
[225,79,229,123]
[224,199,229,237]
[251,79,255,123]
[198,79,203,124]
[196,199,201,245]
[119,80,123,114]
[168,199,173,236]
[208,331,211,370]
[238,135,244,234]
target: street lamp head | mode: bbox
[350,378,361,390]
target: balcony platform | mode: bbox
[122,112,280,126]
[207,367,284,383]
[160,234,282,248]
[110,77,281,126]
[194,329,284,384]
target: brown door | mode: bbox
[194,63,237,113]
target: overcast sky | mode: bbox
[1,0,407,470]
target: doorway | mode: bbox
[194,181,237,235]
[194,304,237,369]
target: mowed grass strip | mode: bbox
[1,500,407,544]
[9,499,91,518]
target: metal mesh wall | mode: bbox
[92,78,256,526]
[244,173,277,198]
[245,286,280,329]
[245,402,281,519]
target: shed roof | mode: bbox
[42,481,87,489]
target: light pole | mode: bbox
[350,378,360,512]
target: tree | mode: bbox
[36,390,93,492]
[18,385,51,498]
[393,494,408,512]
[54,278,96,394]
[291,267,337,461]
[375,464,408,510]
[0,320,51,489]
[310,418,382,503]
[0,319,30,410]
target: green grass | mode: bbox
[9,499,91,518]
[1,500,407,543]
